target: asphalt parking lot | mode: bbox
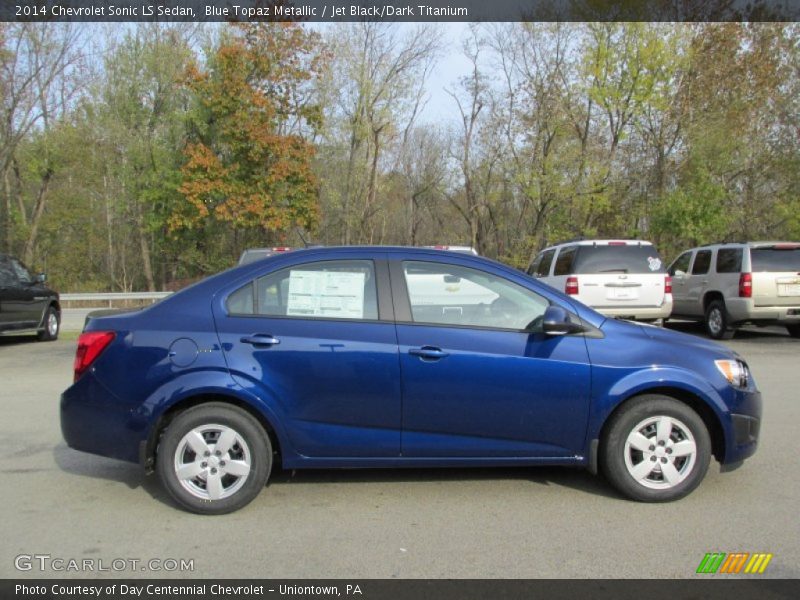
[1,322,798,579]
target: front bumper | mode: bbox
[721,388,762,465]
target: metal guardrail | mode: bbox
[60,291,172,307]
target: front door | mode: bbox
[213,256,402,458]
[393,259,592,458]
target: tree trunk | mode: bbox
[22,170,52,266]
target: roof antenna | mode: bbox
[295,227,309,247]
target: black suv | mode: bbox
[0,254,60,341]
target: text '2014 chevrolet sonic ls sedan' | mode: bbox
[61,247,761,514]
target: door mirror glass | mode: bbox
[34,273,46,284]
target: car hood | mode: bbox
[602,318,737,360]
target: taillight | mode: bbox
[664,275,672,294]
[74,331,115,382]
[565,276,579,295]
[739,273,752,298]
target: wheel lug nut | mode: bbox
[220,461,226,467]
[661,457,668,464]
[201,461,207,467]
[210,467,217,474]
[204,451,210,457]
[650,456,657,462]
[649,445,655,451]
[215,450,221,456]
[666,448,672,454]
[658,441,666,446]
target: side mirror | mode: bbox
[34,273,47,284]
[542,305,584,336]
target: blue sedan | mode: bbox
[61,247,762,514]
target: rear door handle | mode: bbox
[240,334,281,347]
[409,346,449,360]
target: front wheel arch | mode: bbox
[145,393,282,473]
[597,387,726,465]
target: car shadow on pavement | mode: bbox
[665,320,794,342]
[52,442,175,508]
[268,465,623,500]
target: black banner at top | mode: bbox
[3,0,800,23]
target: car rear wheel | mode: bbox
[37,306,59,341]
[600,395,711,502]
[705,300,735,340]
[787,325,800,338]
[157,403,271,514]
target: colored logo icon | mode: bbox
[697,552,773,574]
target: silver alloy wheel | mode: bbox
[623,416,697,490]
[707,307,723,336]
[173,424,252,501]
[47,312,58,337]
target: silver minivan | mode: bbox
[668,241,800,339]
[528,240,673,322]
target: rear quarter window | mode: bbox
[529,249,556,277]
[716,248,743,273]
[553,246,577,276]
[571,245,666,274]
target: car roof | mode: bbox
[541,239,655,251]
[695,241,800,249]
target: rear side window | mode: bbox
[716,248,743,273]
[553,246,577,276]
[571,245,666,274]
[227,260,378,320]
[529,249,555,277]
[692,250,712,275]
[750,247,800,271]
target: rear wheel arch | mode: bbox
[702,291,724,312]
[144,393,283,473]
[598,387,726,464]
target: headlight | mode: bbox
[715,359,750,388]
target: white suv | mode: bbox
[668,241,800,339]
[528,240,672,322]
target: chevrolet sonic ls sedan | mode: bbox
[61,247,761,514]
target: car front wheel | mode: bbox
[601,395,711,502]
[787,325,800,338]
[157,403,272,514]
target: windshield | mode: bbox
[573,245,666,274]
[750,247,800,271]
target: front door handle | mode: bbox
[241,334,281,347]
[409,346,449,361]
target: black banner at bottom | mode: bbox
[3,579,798,600]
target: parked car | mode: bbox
[668,241,800,340]
[238,247,293,265]
[528,240,673,323]
[61,247,761,514]
[0,254,60,341]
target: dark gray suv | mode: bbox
[0,254,60,341]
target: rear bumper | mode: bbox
[60,372,145,464]
[726,298,800,323]
[597,302,673,321]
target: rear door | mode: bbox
[392,256,591,458]
[574,244,667,310]
[213,254,402,458]
[749,244,800,306]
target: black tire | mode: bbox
[157,403,271,515]
[787,325,800,338]
[705,300,735,340]
[36,306,59,341]
[600,395,711,502]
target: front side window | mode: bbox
[227,260,378,320]
[0,259,16,287]
[10,259,31,284]
[692,250,712,275]
[402,261,550,331]
[670,252,692,276]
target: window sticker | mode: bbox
[648,257,662,271]
[286,270,366,318]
